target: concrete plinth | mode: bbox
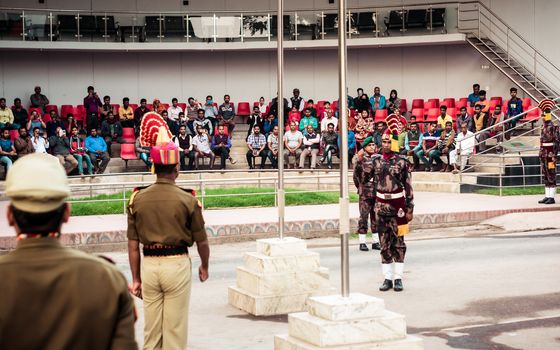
[228,237,332,316]
[274,293,424,349]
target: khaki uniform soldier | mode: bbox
[0,153,137,350]
[127,112,210,350]
[537,99,559,204]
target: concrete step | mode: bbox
[412,180,460,193]
[410,171,459,182]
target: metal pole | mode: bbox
[338,0,350,298]
[277,0,285,240]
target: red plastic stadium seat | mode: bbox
[75,105,86,124]
[60,105,74,119]
[317,100,327,110]
[410,108,425,120]
[489,99,501,110]
[122,128,136,143]
[425,108,440,122]
[110,104,120,113]
[129,103,138,111]
[440,99,455,108]
[427,98,440,108]
[374,109,388,123]
[411,99,424,110]
[237,102,251,117]
[424,100,438,110]
[447,108,457,119]
[120,143,138,168]
[161,103,170,110]
[466,106,475,115]
[455,99,467,110]
[177,103,187,111]
[523,107,541,121]
[9,130,19,142]
[331,100,338,112]
[490,96,503,105]
[522,98,532,111]
[45,105,59,115]
[28,107,43,117]
[400,99,408,113]
[214,126,229,137]
[146,104,153,110]
[42,113,52,123]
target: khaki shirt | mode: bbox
[119,106,134,121]
[0,238,137,350]
[127,178,207,247]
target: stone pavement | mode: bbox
[0,192,559,250]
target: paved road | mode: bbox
[105,230,560,350]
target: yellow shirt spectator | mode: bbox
[118,105,134,121]
[0,107,15,125]
[436,114,453,129]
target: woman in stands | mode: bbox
[65,114,80,135]
[152,99,165,115]
[354,109,374,151]
[387,89,402,112]
[355,94,372,113]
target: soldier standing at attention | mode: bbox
[127,112,210,350]
[537,99,559,204]
[0,153,137,350]
[353,136,381,252]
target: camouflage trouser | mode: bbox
[376,215,406,264]
[541,157,557,187]
[358,197,377,235]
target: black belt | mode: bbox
[143,245,188,257]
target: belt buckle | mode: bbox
[384,194,391,200]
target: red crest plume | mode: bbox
[538,99,556,112]
[139,112,172,147]
[385,114,402,135]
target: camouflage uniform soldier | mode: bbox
[537,99,559,204]
[353,136,381,251]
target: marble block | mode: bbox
[274,334,424,350]
[256,237,307,257]
[243,251,321,273]
[288,310,407,347]
[236,266,330,296]
[306,293,386,321]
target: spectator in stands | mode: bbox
[0,98,17,130]
[161,110,179,136]
[69,126,93,176]
[172,125,195,171]
[437,121,456,172]
[152,99,165,115]
[85,128,110,174]
[135,136,151,169]
[299,124,320,170]
[211,125,235,170]
[168,98,183,123]
[417,122,442,172]
[192,125,215,169]
[289,88,305,112]
[341,87,355,110]
[14,126,34,157]
[436,105,453,130]
[355,94,372,113]
[267,125,279,168]
[185,97,200,134]
[46,110,66,138]
[12,98,28,129]
[283,121,303,169]
[66,114,80,134]
[488,105,505,151]
[288,106,302,126]
[506,87,523,137]
[473,104,489,152]
[263,113,278,136]
[257,97,269,116]
[354,88,364,107]
[387,90,402,113]
[204,95,219,133]
[456,106,474,133]
[269,95,290,120]
[320,109,338,132]
[467,83,481,107]
[397,120,408,154]
[83,86,102,131]
[305,99,317,119]
[193,109,211,136]
[474,90,489,113]
[100,95,113,122]
[354,109,374,149]
[30,86,50,113]
[101,111,124,154]
[247,106,265,138]
[246,125,267,169]
[118,97,134,128]
[0,128,17,172]
[370,87,386,111]
[177,112,188,131]
[299,108,318,135]
[339,128,357,167]
[372,121,386,148]
[405,122,423,170]
[218,95,236,134]
[320,123,338,169]
[452,122,475,173]
[30,127,49,153]
[49,127,78,174]
[134,99,150,130]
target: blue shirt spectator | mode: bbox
[338,130,356,150]
[468,84,481,107]
[369,87,386,111]
[85,131,107,153]
[263,116,278,135]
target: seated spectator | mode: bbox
[152,99,165,115]
[186,97,201,121]
[172,125,195,171]
[299,108,318,135]
[118,97,135,128]
[436,105,453,130]
[83,86,102,132]
[212,125,235,170]
[305,99,317,119]
[283,121,303,169]
[247,106,265,137]
[320,109,338,132]
[161,110,179,136]
[354,88,364,107]
[135,136,151,169]
[65,114,80,135]
[355,94,372,113]
[177,112,188,131]
[257,96,269,116]
[387,89,402,112]
[269,95,290,120]
[168,97,183,123]
[100,95,113,122]
[467,83,481,107]
[320,123,339,169]
[263,113,278,135]
[14,127,34,157]
[354,109,374,149]
[246,125,267,169]
[101,111,124,155]
[85,128,110,174]
[474,90,489,113]
[456,107,474,133]
[320,102,333,122]
[203,95,219,132]
[487,105,505,151]
[405,122,423,170]
[267,125,279,168]
[218,94,236,134]
[0,98,17,130]
[417,122,442,172]
[12,98,28,129]
[409,115,423,133]
[336,128,357,167]
[506,87,523,137]
[299,124,320,170]
[0,128,17,171]
[31,127,49,154]
[48,127,78,174]
[437,121,456,172]
[372,121,386,148]
[30,86,50,112]
[369,87,386,111]
[473,104,489,152]
[193,109,211,137]
[133,99,150,131]
[397,122,408,155]
[69,126,93,176]
[192,125,215,169]
[452,122,475,173]
[288,106,302,126]
[46,110,66,138]
[289,88,305,112]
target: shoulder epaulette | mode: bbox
[128,186,150,213]
[179,187,197,197]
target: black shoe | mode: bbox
[379,279,393,292]
[359,243,369,251]
[393,279,403,292]
[538,197,549,204]
[545,198,556,204]
[372,242,381,250]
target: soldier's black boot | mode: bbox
[379,279,393,291]
[393,279,403,292]
[545,198,556,204]
[359,243,369,251]
[538,197,549,204]
[372,242,381,250]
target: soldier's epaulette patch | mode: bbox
[180,188,197,197]
[128,186,150,213]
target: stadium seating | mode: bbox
[45,105,59,115]
[177,103,187,111]
[374,109,388,123]
[425,108,439,122]
[122,127,136,143]
[237,102,251,117]
[9,129,19,142]
[411,99,424,110]
[120,143,139,169]
[60,105,74,118]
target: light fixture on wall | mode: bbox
[329,0,335,3]
[183,0,189,5]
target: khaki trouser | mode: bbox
[56,154,78,174]
[141,256,192,350]
[299,148,319,168]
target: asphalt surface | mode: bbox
[105,230,560,350]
